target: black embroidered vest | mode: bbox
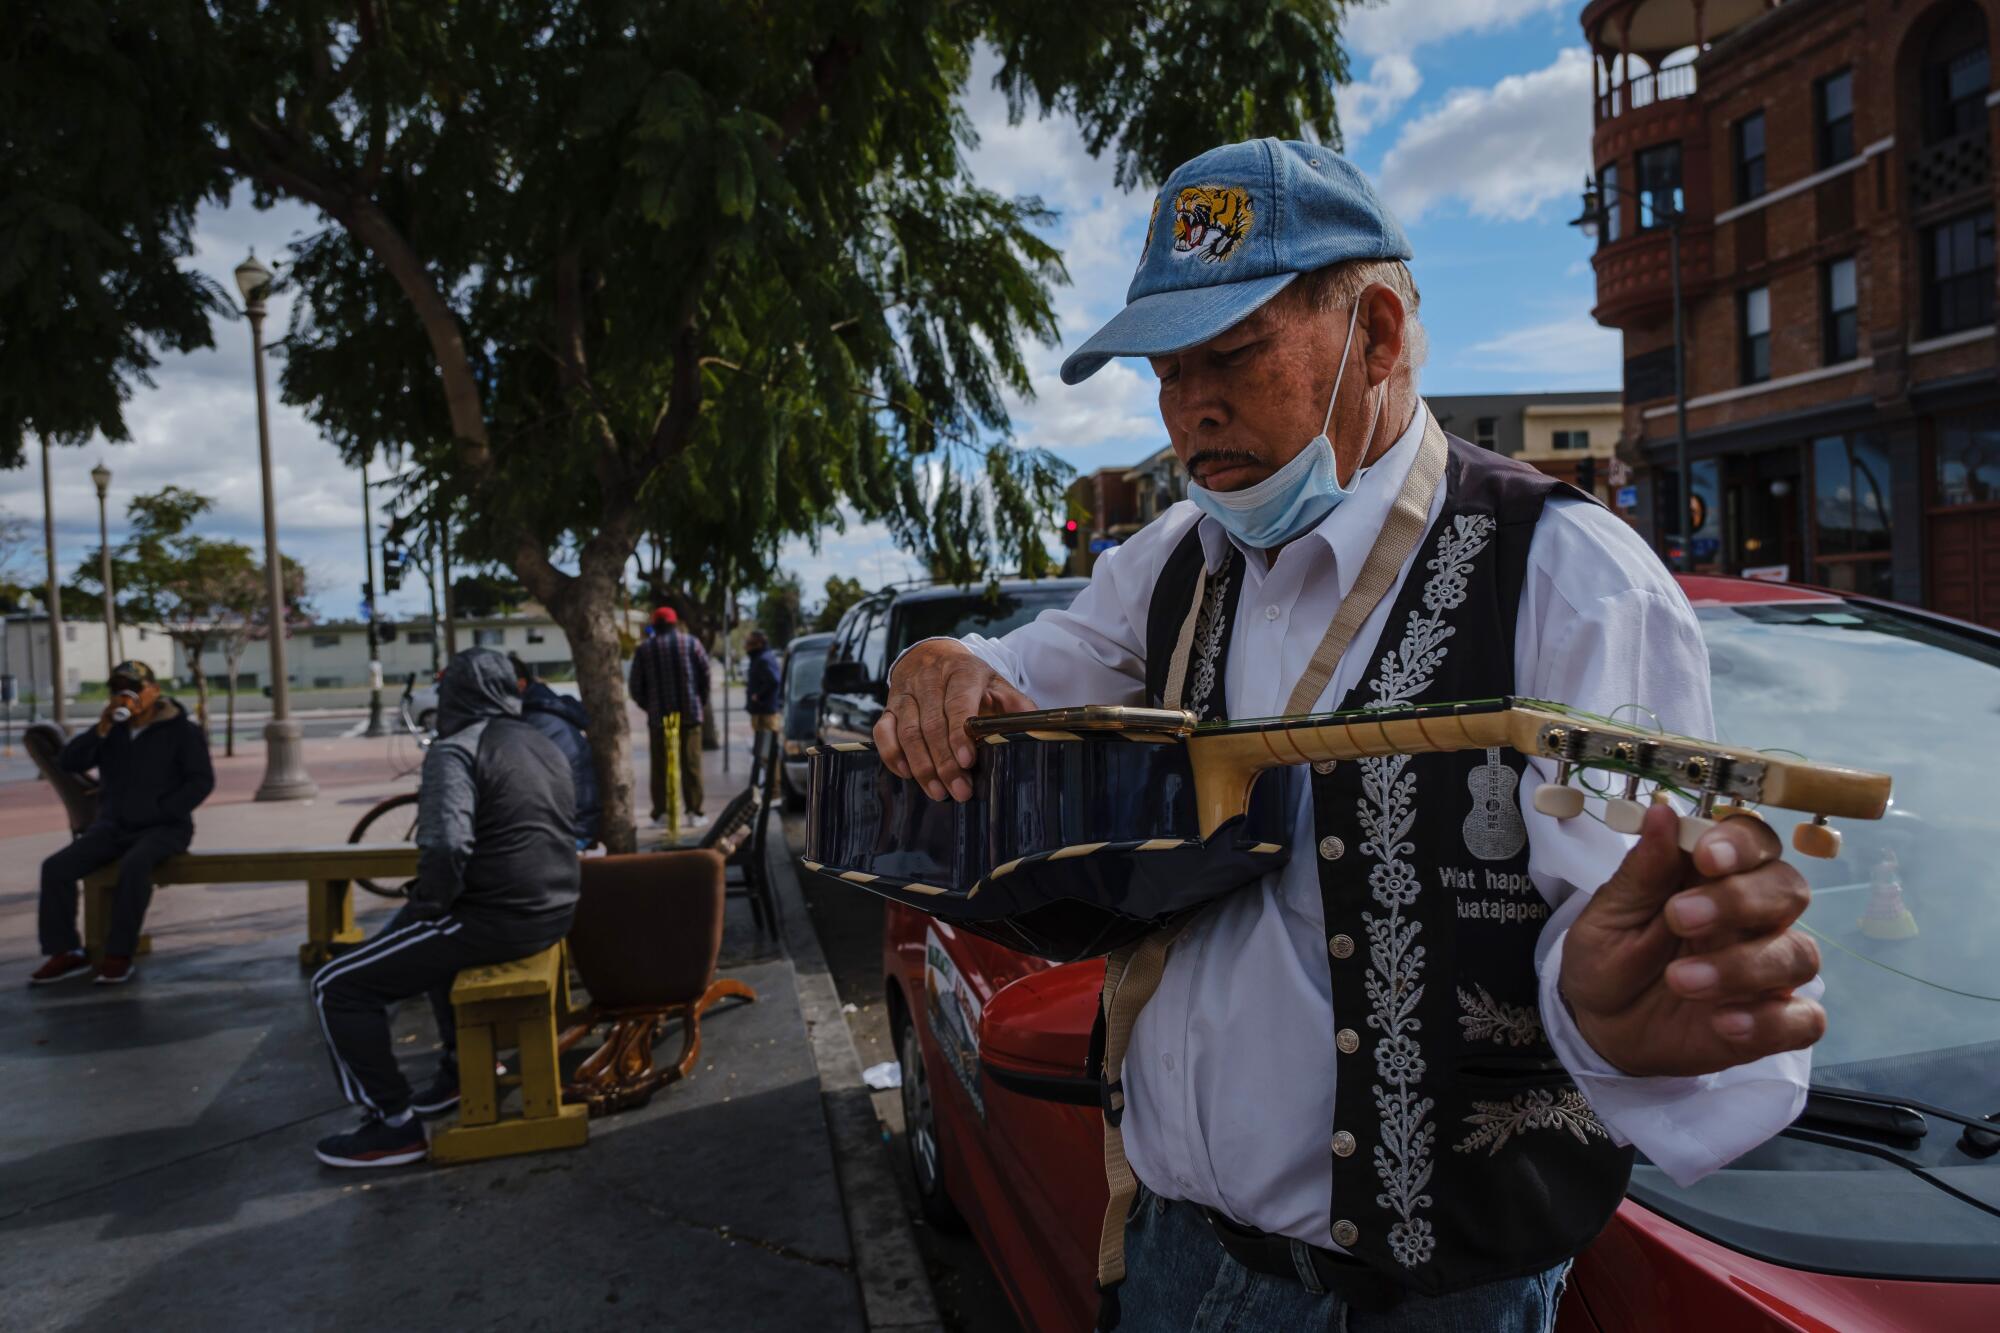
[1142,436,1634,1296]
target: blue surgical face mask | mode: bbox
[1187,299,1383,549]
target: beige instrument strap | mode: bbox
[1094,413,1450,1307]
[1159,561,1209,712]
[1095,928,1174,1297]
[1283,410,1450,716]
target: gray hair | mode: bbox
[1286,259,1429,382]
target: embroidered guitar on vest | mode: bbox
[1462,746,1527,861]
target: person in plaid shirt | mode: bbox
[627,606,711,827]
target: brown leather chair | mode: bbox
[558,849,757,1115]
[24,723,100,838]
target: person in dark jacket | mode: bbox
[311,647,580,1168]
[628,606,710,828]
[744,631,783,795]
[31,660,214,987]
[510,653,600,848]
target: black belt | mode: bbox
[1201,1209,1402,1312]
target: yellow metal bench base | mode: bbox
[431,1103,588,1162]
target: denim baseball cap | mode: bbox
[1060,138,1413,385]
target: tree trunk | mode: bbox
[184,641,210,737]
[223,650,239,757]
[545,566,636,854]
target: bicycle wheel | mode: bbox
[348,791,421,898]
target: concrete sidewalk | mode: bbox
[0,719,933,1331]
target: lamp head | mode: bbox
[90,461,110,497]
[234,250,274,310]
[1568,177,1603,240]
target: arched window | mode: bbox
[1924,3,1991,143]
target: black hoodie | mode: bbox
[412,649,579,923]
[60,697,215,834]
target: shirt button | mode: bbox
[1264,604,1280,621]
[1336,1028,1360,1054]
[1333,1219,1360,1248]
[1331,1131,1357,1158]
[1328,933,1355,960]
[1162,1053,1176,1071]
[1318,835,1345,861]
[1312,759,1338,775]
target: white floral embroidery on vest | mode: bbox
[1355,513,1495,1269]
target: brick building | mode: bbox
[1584,0,2000,618]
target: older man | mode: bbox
[876,140,1820,1331]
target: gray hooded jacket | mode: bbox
[412,648,580,923]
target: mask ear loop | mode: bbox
[1320,299,1365,438]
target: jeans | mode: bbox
[39,823,191,958]
[1118,1187,1571,1333]
[646,712,705,818]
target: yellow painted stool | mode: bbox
[430,942,588,1163]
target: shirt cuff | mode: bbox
[1539,926,1813,1188]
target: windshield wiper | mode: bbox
[1800,1086,1928,1143]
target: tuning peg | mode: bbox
[1716,803,1764,824]
[1604,775,1645,833]
[1534,783,1585,819]
[1792,816,1841,859]
[1675,814,1716,854]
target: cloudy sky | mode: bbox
[11,0,1612,625]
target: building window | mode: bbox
[1815,69,1855,166]
[1924,9,1991,143]
[1936,414,2000,505]
[1474,417,1498,450]
[1635,143,1683,227]
[312,676,342,689]
[527,627,546,644]
[407,630,435,646]
[1597,163,1621,246]
[1734,112,1767,201]
[1812,434,1893,597]
[64,625,76,643]
[1823,256,1859,362]
[1923,209,1996,335]
[472,628,506,647]
[1552,430,1591,451]
[311,633,341,649]
[1740,286,1771,384]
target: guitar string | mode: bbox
[1795,923,2000,1004]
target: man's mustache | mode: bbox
[1184,449,1264,482]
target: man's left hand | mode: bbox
[1560,801,1824,1078]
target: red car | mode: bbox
[879,577,2000,1331]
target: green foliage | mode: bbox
[814,575,868,633]
[755,574,803,649]
[451,568,529,619]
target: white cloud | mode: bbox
[777,517,926,603]
[1464,311,1620,380]
[1340,53,1423,138]
[1377,47,1594,223]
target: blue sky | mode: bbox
[10,1,1616,622]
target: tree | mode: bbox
[4,3,1359,849]
[755,574,803,650]
[451,568,528,620]
[814,575,869,633]
[0,507,35,612]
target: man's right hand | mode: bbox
[95,702,121,736]
[874,640,1036,803]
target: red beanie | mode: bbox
[652,606,678,626]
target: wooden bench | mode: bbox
[431,943,589,1164]
[80,844,420,968]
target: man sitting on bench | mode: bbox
[311,647,581,1168]
[31,661,214,987]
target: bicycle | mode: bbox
[347,674,436,898]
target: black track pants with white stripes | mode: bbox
[312,904,568,1116]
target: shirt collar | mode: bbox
[1196,399,1431,602]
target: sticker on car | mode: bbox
[924,926,986,1121]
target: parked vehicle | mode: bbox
[817,578,1088,747]
[879,576,2000,1332]
[779,632,834,812]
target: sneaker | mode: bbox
[315,1113,429,1168]
[411,1071,459,1117]
[29,951,93,987]
[93,956,137,986]
[683,811,708,829]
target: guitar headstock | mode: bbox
[1505,703,1892,859]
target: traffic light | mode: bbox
[1575,456,1598,497]
[1061,518,1080,549]
[382,540,405,592]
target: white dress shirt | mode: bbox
[954,403,1813,1248]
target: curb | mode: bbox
[769,830,946,1333]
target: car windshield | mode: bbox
[1697,599,2000,1111]
[892,585,1083,657]
[785,643,828,701]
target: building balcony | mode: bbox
[1596,60,1697,121]
[1591,222,1714,328]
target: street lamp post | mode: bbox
[90,461,120,667]
[236,250,317,801]
[1571,176,1691,573]
[38,435,65,727]
[361,460,386,737]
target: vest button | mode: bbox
[1332,1130,1357,1158]
[1318,835,1345,861]
[1264,604,1280,621]
[1336,1027,1360,1054]
[1328,933,1355,959]
[1332,1219,1360,1247]
[1312,759,1338,775]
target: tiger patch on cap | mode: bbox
[1172,186,1252,263]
